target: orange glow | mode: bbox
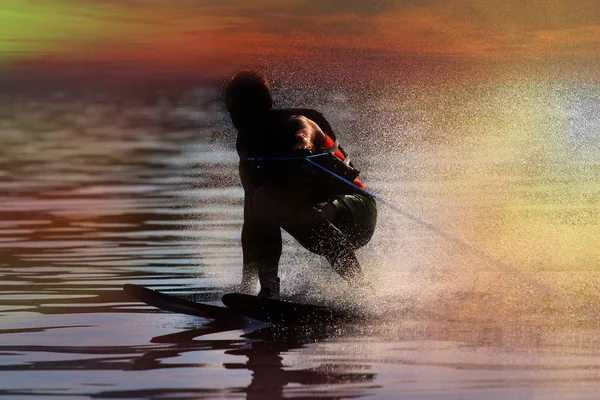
[3,0,600,83]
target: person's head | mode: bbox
[225,70,272,124]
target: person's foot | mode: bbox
[257,277,280,298]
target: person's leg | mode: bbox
[248,186,284,296]
[283,200,363,283]
[283,193,376,284]
[320,222,363,281]
[248,188,376,293]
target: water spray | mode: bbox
[247,154,599,321]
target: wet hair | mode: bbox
[225,70,272,113]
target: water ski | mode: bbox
[123,284,355,326]
[221,293,351,325]
[122,284,246,322]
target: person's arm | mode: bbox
[292,109,336,140]
[285,115,327,155]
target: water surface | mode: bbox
[1,83,599,399]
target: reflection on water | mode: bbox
[0,83,599,399]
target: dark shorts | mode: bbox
[330,192,377,248]
[265,185,377,252]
